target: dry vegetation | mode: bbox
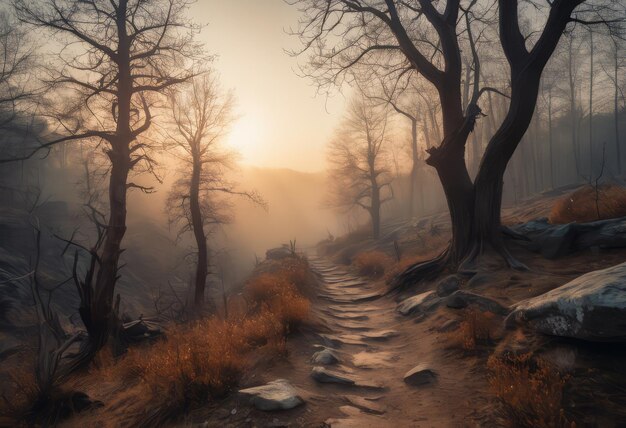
[0,256,312,426]
[488,353,573,428]
[549,184,626,224]
[351,251,393,278]
[447,309,500,352]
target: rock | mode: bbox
[123,318,163,342]
[506,262,626,341]
[397,291,439,316]
[266,246,293,261]
[445,291,509,316]
[343,395,386,415]
[311,348,340,365]
[466,272,494,289]
[403,365,437,386]
[361,329,399,341]
[311,367,384,389]
[436,275,461,297]
[239,379,304,411]
[506,217,626,259]
[311,366,355,385]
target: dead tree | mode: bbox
[291,0,621,280]
[327,96,394,239]
[166,74,264,310]
[7,0,201,364]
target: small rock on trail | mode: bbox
[312,348,340,365]
[403,365,438,386]
[238,379,304,411]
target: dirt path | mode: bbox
[258,255,490,427]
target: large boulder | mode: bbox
[507,262,626,342]
[239,379,304,411]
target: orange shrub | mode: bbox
[549,184,626,224]
[352,251,393,278]
[448,309,498,351]
[488,353,573,428]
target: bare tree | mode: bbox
[166,73,264,310]
[0,10,35,130]
[7,0,202,363]
[291,0,622,279]
[327,96,393,239]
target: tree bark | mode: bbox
[409,118,418,218]
[190,156,208,308]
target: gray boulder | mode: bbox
[311,366,355,385]
[446,291,509,316]
[239,379,304,411]
[403,365,437,386]
[436,275,461,297]
[507,262,626,342]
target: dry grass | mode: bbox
[488,353,573,428]
[448,309,498,351]
[106,257,313,422]
[352,251,393,278]
[3,256,312,427]
[549,184,626,224]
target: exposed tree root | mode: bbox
[389,247,449,292]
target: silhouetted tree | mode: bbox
[327,96,393,239]
[8,0,202,365]
[166,73,264,310]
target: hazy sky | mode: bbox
[192,1,347,173]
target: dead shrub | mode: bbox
[352,251,393,278]
[488,353,573,428]
[448,309,497,351]
[549,184,626,224]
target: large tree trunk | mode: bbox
[78,5,133,360]
[427,85,474,266]
[190,157,208,308]
[409,118,418,218]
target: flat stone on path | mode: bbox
[352,351,396,369]
[397,291,439,316]
[403,364,438,386]
[311,348,340,365]
[311,367,385,389]
[311,366,355,385]
[239,379,304,411]
[343,395,386,415]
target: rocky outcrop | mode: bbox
[239,379,304,411]
[506,217,626,259]
[507,262,626,342]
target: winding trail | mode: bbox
[272,255,489,427]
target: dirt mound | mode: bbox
[549,184,626,224]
